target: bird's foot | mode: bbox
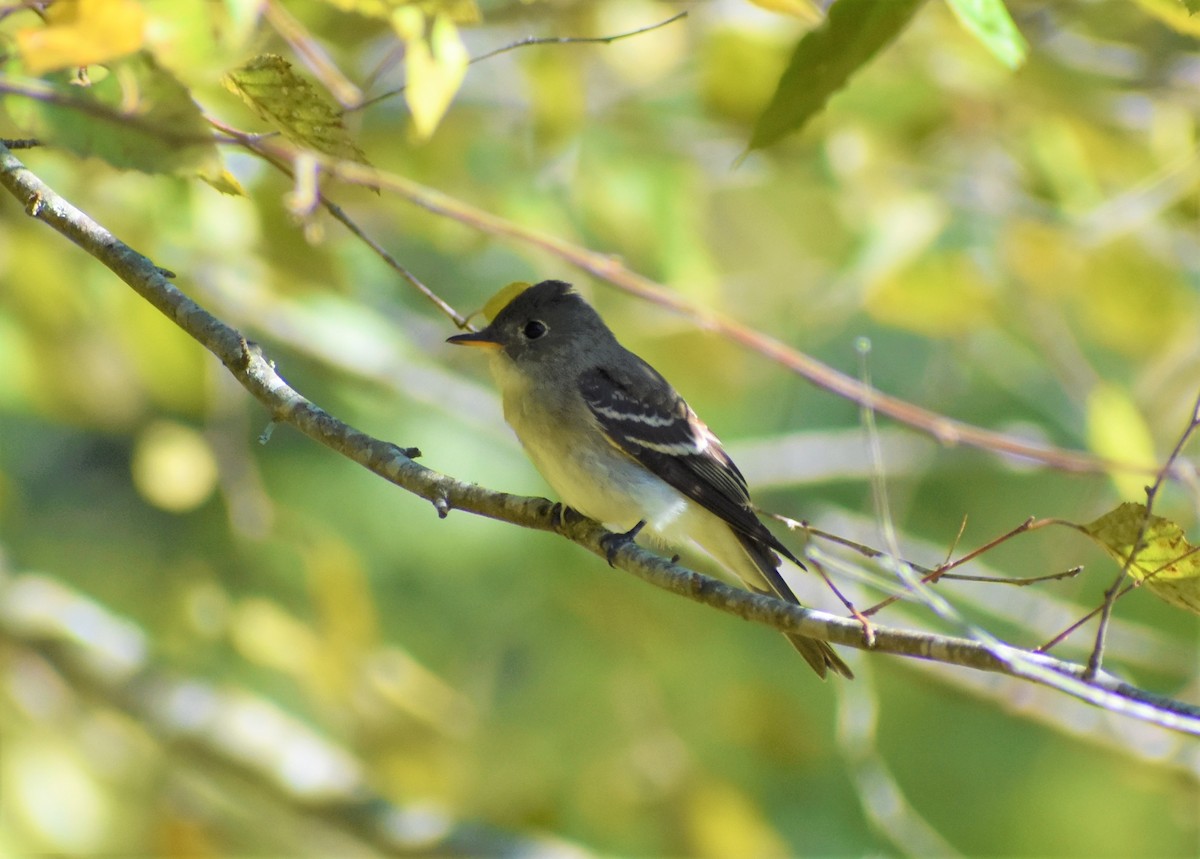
[549,503,587,532]
[600,520,646,567]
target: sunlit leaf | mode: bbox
[1083,502,1200,615]
[746,0,824,24]
[482,282,531,320]
[392,9,469,139]
[15,0,146,74]
[1135,0,1200,34]
[222,54,368,162]
[945,0,1028,69]
[6,52,219,175]
[749,0,926,150]
[199,167,248,196]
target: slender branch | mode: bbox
[0,66,1154,478]
[469,11,689,64]
[356,11,689,111]
[2,141,1197,737]
[244,143,1160,478]
[1086,389,1200,678]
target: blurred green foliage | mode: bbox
[1,0,1198,856]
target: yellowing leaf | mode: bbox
[199,167,248,197]
[223,54,368,163]
[746,0,823,24]
[1135,0,1200,35]
[393,10,468,139]
[1083,502,1200,615]
[1085,383,1157,499]
[16,0,146,74]
[482,282,531,320]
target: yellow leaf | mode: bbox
[1083,502,1200,615]
[1135,0,1200,36]
[199,167,248,197]
[393,11,468,139]
[746,0,824,24]
[222,54,368,163]
[1085,383,1157,499]
[16,0,146,74]
[482,282,531,321]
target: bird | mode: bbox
[447,279,851,679]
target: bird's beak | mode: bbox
[447,327,504,350]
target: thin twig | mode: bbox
[1086,389,1200,678]
[260,145,1160,478]
[941,567,1082,586]
[206,117,469,328]
[356,11,689,111]
[470,11,688,64]
[264,0,364,109]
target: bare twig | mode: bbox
[1086,389,1200,678]
[0,64,1157,478]
[247,144,1159,478]
[264,0,364,109]
[356,11,689,111]
[206,117,469,328]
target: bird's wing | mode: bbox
[578,361,803,568]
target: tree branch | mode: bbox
[2,141,1196,737]
[247,142,1163,478]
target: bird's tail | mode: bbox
[737,536,854,680]
[783,631,853,680]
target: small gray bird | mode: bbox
[448,280,851,679]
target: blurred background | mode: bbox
[1,0,1198,855]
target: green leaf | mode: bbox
[6,52,219,176]
[749,0,927,150]
[222,54,368,163]
[1187,0,1200,15]
[1083,503,1200,616]
[945,0,1027,69]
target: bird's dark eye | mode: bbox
[523,320,548,340]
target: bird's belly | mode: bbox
[494,360,691,535]
[525,436,690,534]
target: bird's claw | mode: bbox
[600,520,646,567]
